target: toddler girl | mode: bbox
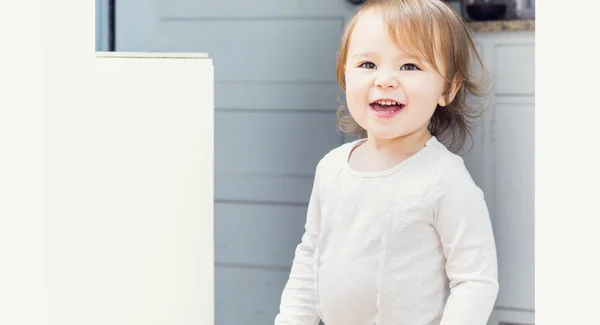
[275,1,498,324]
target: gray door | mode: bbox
[116,1,359,324]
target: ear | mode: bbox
[438,75,462,107]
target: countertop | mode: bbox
[466,19,535,33]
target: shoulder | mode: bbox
[425,137,482,196]
[314,139,358,174]
[422,138,489,227]
[311,140,358,194]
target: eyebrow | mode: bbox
[350,51,378,59]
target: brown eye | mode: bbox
[359,62,376,69]
[400,63,421,71]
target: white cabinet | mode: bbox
[469,31,535,324]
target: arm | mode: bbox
[274,165,323,325]
[431,162,499,325]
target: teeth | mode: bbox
[375,100,399,105]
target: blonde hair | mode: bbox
[336,0,491,152]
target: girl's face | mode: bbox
[344,10,452,141]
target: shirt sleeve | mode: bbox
[274,163,323,325]
[430,159,499,325]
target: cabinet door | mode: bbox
[470,34,535,312]
[493,98,535,311]
[492,39,535,311]
[494,43,535,96]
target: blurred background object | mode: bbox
[457,0,535,21]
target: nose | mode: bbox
[374,70,400,89]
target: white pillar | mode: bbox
[94,52,214,325]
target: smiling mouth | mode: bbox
[369,100,405,115]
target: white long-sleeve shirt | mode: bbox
[274,136,498,325]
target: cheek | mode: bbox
[406,76,445,105]
[343,71,370,123]
[344,71,369,100]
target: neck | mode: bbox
[364,128,432,156]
